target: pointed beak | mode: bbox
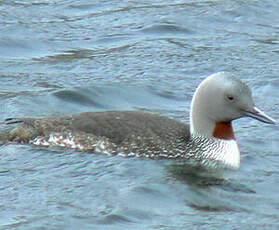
[243,106,276,124]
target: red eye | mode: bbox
[227,95,234,101]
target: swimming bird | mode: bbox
[2,72,276,170]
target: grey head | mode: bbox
[190,72,276,138]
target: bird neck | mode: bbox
[213,121,235,140]
[190,115,235,140]
[190,102,235,140]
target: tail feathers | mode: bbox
[0,118,24,145]
[0,129,12,145]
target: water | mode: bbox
[0,0,279,229]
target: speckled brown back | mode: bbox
[4,111,190,155]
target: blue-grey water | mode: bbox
[1,1,279,229]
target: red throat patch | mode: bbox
[213,121,235,140]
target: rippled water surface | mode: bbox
[1,1,279,229]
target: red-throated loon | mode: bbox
[2,72,276,170]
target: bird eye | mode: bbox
[227,95,234,101]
